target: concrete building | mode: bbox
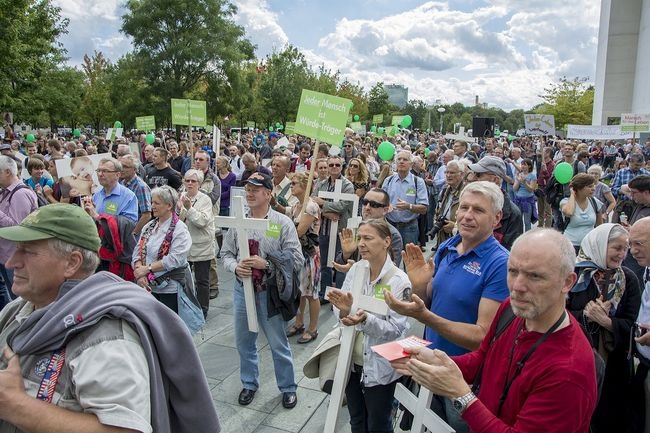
[593,0,650,125]
[385,84,408,109]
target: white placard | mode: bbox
[566,125,633,140]
[524,114,555,135]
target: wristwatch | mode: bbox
[452,391,477,414]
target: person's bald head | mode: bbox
[630,217,650,267]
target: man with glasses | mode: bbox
[611,153,650,223]
[313,155,354,302]
[84,157,138,224]
[118,154,152,236]
[382,150,429,247]
[342,139,359,166]
[334,188,403,270]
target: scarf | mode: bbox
[138,212,179,265]
[574,223,626,311]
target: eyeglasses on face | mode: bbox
[361,198,385,208]
[329,163,341,167]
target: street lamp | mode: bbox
[437,107,446,133]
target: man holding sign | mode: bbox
[221,173,303,409]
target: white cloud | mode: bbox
[303,0,598,110]
[54,0,121,21]
[232,0,289,57]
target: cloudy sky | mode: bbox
[53,0,601,111]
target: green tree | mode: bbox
[258,45,311,126]
[79,52,114,132]
[122,0,254,132]
[337,79,368,121]
[403,99,428,129]
[35,67,85,130]
[0,0,69,121]
[536,77,594,128]
[368,82,390,118]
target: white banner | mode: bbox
[566,124,633,140]
[524,114,555,135]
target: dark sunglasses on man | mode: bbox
[361,198,385,208]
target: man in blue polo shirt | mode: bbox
[381,150,428,246]
[385,180,509,432]
[83,157,138,223]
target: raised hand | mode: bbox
[401,243,434,291]
[339,228,358,258]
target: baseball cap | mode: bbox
[0,204,101,252]
[269,132,280,139]
[469,156,507,179]
[246,173,273,190]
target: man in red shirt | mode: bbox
[392,228,597,433]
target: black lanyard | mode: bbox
[497,310,567,416]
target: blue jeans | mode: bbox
[393,220,419,247]
[233,280,296,392]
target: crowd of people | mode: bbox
[0,126,649,432]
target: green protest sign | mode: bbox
[349,121,362,133]
[372,114,384,125]
[391,115,404,126]
[246,121,255,129]
[171,99,207,127]
[135,115,156,132]
[294,89,351,147]
[285,122,296,134]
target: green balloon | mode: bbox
[377,127,384,135]
[377,141,395,161]
[277,125,283,130]
[73,128,81,138]
[114,121,122,129]
[507,135,514,141]
[269,126,274,132]
[275,122,281,128]
[145,133,155,145]
[495,129,501,136]
[353,115,360,122]
[425,148,430,157]
[400,115,413,128]
[554,162,573,185]
[26,133,35,143]
[370,125,377,133]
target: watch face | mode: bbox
[453,399,463,411]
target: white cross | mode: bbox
[394,382,455,433]
[324,260,391,433]
[214,196,269,333]
[318,178,362,267]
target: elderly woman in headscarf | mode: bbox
[566,223,641,433]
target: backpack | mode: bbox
[6,184,40,210]
[472,304,605,401]
[544,159,580,208]
[556,196,599,233]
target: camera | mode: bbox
[635,322,648,338]
[427,217,448,238]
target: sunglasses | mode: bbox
[361,198,385,208]
[345,145,352,148]
[329,163,341,167]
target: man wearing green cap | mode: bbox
[0,203,220,433]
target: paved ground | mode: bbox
[195,245,432,433]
